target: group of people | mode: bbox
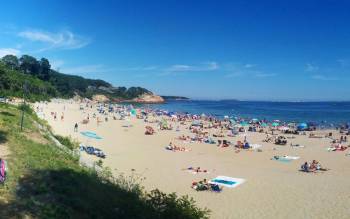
[340,135,348,143]
[301,160,328,172]
[191,178,222,192]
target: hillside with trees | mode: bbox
[0,54,153,101]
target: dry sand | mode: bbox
[35,100,350,219]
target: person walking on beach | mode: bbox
[74,123,78,132]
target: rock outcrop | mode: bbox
[92,94,110,102]
[130,94,165,103]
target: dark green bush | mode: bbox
[54,134,79,150]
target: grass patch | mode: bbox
[0,103,210,218]
[53,134,79,150]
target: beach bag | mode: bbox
[0,159,6,183]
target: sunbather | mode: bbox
[191,179,209,191]
[301,162,310,172]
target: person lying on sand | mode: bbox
[165,142,174,150]
[165,142,190,152]
[182,166,208,173]
[178,135,187,140]
[191,179,209,191]
[235,141,244,149]
[191,179,222,192]
[145,126,155,135]
[217,139,231,147]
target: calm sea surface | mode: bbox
[142,100,350,125]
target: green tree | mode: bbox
[19,55,40,75]
[39,58,51,80]
[2,54,19,70]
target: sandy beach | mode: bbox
[35,99,350,219]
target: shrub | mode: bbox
[53,134,79,150]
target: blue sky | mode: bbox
[0,0,349,100]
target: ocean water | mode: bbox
[143,100,350,125]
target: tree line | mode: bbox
[0,54,152,101]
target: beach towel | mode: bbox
[250,144,262,150]
[272,155,300,162]
[327,147,347,152]
[209,176,245,188]
[291,144,305,148]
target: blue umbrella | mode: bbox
[81,131,102,140]
[297,123,308,130]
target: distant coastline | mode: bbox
[161,96,190,101]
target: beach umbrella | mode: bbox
[80,131,102,140]
[230,119,236,125]
[272,122,279,127]
[297,123,308,130]
[80,131,102,147]
[251,118,259,123]
[130,109,137,116]
[240,121,248,127]
[261,123,268,127]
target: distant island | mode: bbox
[0,54,164,103]
[161,96,190,100]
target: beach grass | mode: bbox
[0,103,210,218]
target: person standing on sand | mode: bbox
[74,123,78,132]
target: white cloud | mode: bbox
[244,64,255,68]
[0,48,21,57]
[168,64,192,72]
[18,29,90,51]
[337,59,350,67]
[50,59,65,70]
[207,61,219,70]
[311,75,338,81]
[224,72,243,78]
[166,62,219,74]
[142,66,158,70]
[305,63,319,72]
[254,73,277,78]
